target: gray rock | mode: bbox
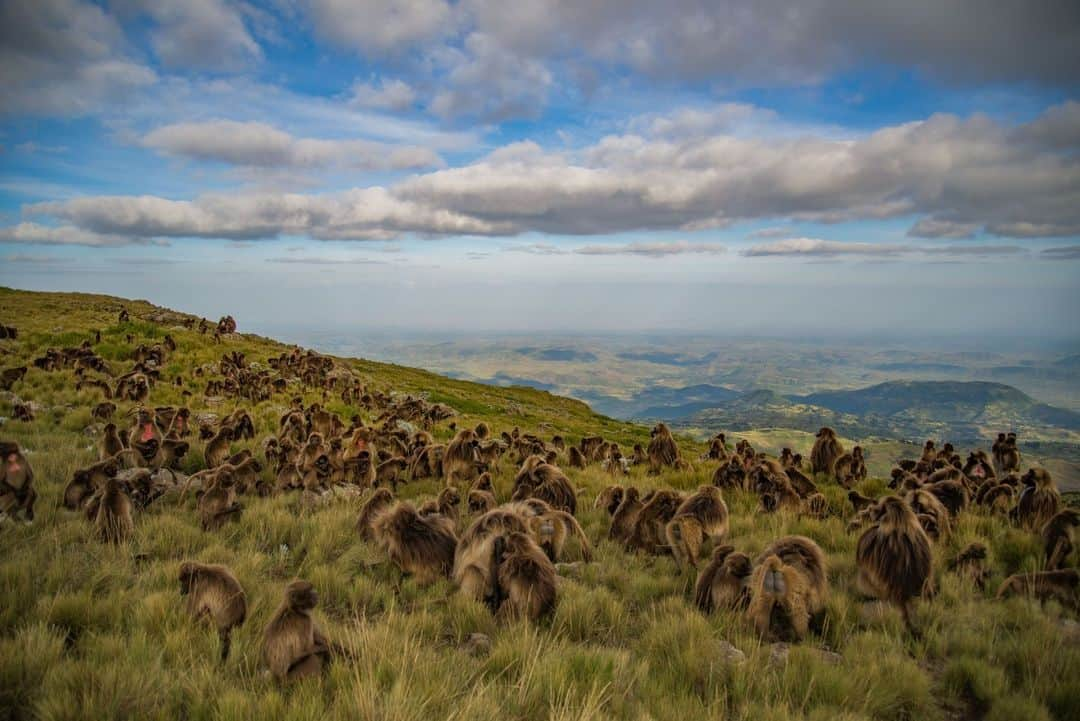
[717,640,746,664]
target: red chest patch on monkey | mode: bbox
[972,466,986,479]
[7,453,20,472]
[141,423,156,442]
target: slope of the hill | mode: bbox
[0,287,1077,721]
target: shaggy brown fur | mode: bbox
[1042,509,1080,571]
[594,485,625,515]
[810,427,844,476]
[665,485,729,569]
[419,486,461,519]
[693,544,752,613]
[511,459,577,514]
[906,487,951,537]
[608,487,642,545]
[372,501,457,584]
[63,458,118,511]
[94,477,134,543]
[454,509,530,605]
[629,489,684,554]
[356,488,395,541]
[527,509,592,563]
[1012,468,1061,531]
[262,580,331,682]
[444,428,482,486]
[179,562,247,661]
[0,441,36,522]
[198,469,243,531]
[646,422,686,474]
[204,426,234,469]
[468,488,497,514]
[747,536,828,642]
[492,531,558,621]
[947,543,991,591]
[712,457,747,492]
[856,496,933,632]
[996,569,1078,610]
[567,446,587,469]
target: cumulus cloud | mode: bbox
[744,239,1029,259]
[460,0,1080,89]
[114,0,261,71]
[743,238,906,257]
[141,120,443,170]
[0,0,157,116]
[266,256,387,265]
[308,0,453,54]
[430,33,553,121]
[26,188,511,243]
[574,241,726,257]
[503,243,566,255]
[1042,246,1080,260]
[14,104,1080,244]
[0,222,134,247]
[349,78,417,111]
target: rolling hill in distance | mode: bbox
[281,333,1080,489]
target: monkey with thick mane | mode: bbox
[746,536,828,642]
[1012,468,1061,532]
[665,485,729,569]
[856,496,933,633]
[178,562,247,661]
[810,427,844,477]
[371,501,458,584]
[646,423,688,474]
[262,580,333,682]
[444,428,482,486]
[628,489,684,554]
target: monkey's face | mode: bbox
[725,553,753,578]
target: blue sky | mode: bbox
[1,0,1078,338]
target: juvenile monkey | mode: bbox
[491,531,558,621]
[262,580,332,682]
[996,569,1078,610]
[608,487,643,545]
[178,562,247,661]
[198,469,243,531]
[94,477,134,543]
[1042,509,1080,571]
[204,426,234,469]
[665,485,729,569]
[356,488,395,541]
[371,501,458,584]
[594,485,625,516]
[694,544,752,613]
[468,488,497,514]
[0,441,36,522]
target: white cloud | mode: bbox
[141,120,443,170]
[14,104,1080,244]
[308,0,452,54]
[266,256,387,265]
[0,222,134,247]
[574,241,726,257]
[0,0,157,116]
[116,0,261,71]
[430,33,553,121]
[349,78,417,111]
[742,238,906,257]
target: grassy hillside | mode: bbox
[0,288,1078,721]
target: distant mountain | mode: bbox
[615,351,718,366]
[668,380,1080,444]
[514,347,598,362]
[578,383,740,419]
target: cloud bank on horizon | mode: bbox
[1,0,1078,336]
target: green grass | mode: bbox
[0,287,1077,721]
